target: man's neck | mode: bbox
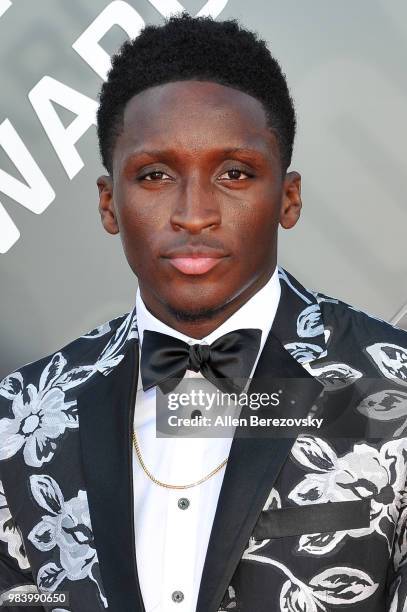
[138,267,278,340]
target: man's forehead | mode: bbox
[121,80,270,128]
[116,80,277,160]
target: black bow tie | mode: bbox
[140,328,262,394]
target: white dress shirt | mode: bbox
[133,267,281,612]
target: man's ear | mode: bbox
[97,175,119,235]
[279,171,302,229]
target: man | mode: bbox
[1,12,406,612]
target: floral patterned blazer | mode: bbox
[1,267,407,612]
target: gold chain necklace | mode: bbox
[132,428,228,489]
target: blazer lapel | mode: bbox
[196,267,327,612]
[78,340,144,612]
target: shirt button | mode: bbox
[178,497,190,510]
[172,590,184,603]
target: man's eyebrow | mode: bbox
[124,147,268,161]
[220,147,271,161]
[126,149,171,159]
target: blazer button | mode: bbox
[172,590,184,603]
[178,497,190,510]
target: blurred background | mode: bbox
[0,0,406,378]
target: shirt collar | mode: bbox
[93,265,327,386]
[135,266,281,391]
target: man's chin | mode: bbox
[162,288,232,322]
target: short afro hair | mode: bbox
[96,12,296,175]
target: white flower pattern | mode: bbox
[0,309,138,468]
[0,481,30,570]
[301,363,363,390]
[288,436,407,554]
[94,309,138,376]
[27,474,106,608]
[242,551,378,612]
[297,304,325,338]
[366,343,407,387]
[0,355,88,467]
[242,483,379,610]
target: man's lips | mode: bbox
[161,247,229,275]
[166,256,225,275]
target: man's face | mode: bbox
[98,81,301,329]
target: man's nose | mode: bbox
[170,176,221,233]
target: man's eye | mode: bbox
[218,168,252,181]
[139,170,172,181]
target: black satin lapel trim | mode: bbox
[196,436,293,612]
[196,330,323,612]
[78,343,145,612]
